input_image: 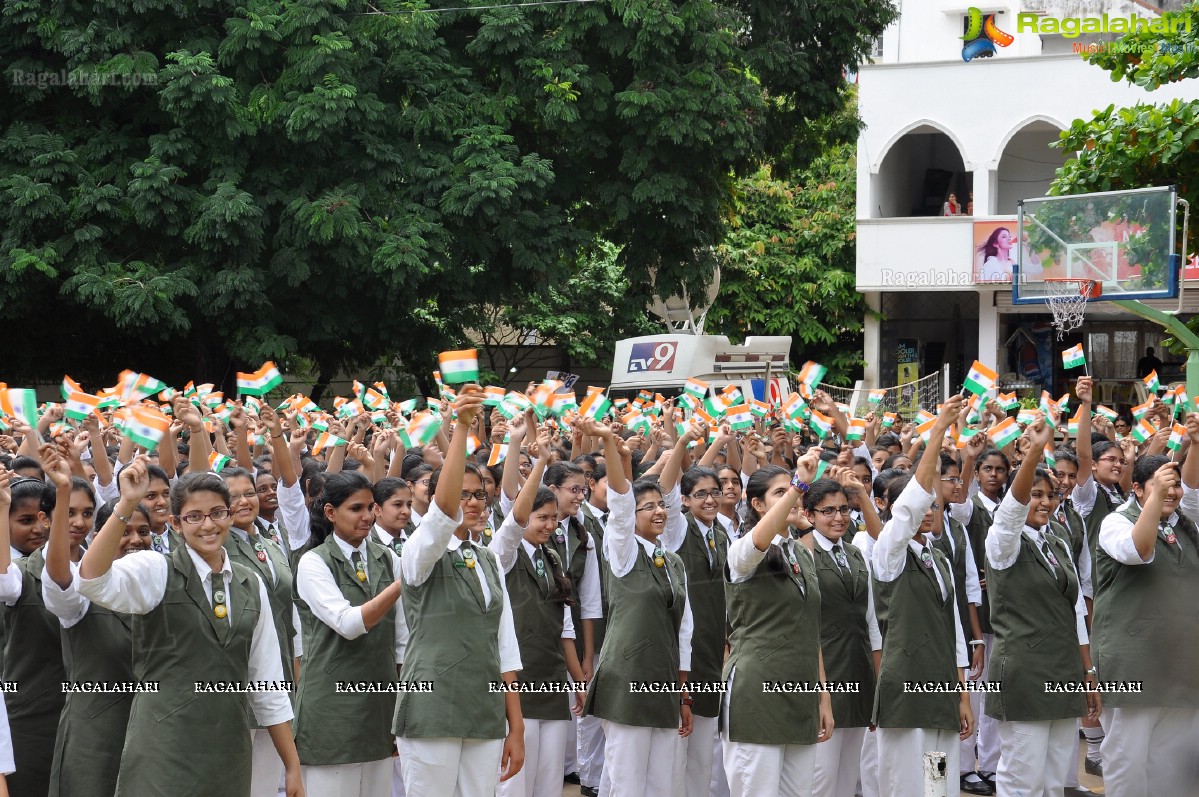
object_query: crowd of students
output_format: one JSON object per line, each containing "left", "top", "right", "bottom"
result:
{"left": 0, "top": 372, "right": 1195, "bottom": 797}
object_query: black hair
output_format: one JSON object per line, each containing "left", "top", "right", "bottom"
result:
{"left": 9, "top": 455, "right": 43, "bottom": 479}
{"left": 341, "top": 458, "right": 362, "bottom": 472}
{"left": 875, "top": 432, "right": 901, "bottom": 450}
{"left": 1052, "top": 448, "right": 1079, "bottom": 468}
{"left": 542, "top": 543, "right": 576, "bottom": 607}
{"left": 372, "top": 476, "right": 410, "bottom": 506}
{"left": 427, "top": 461, "right": 485, "bottom": 497}
{"left": 882, "top": 474, "right": 913, "bottom": 522}
{"left": 1133, "top": 454, "right": 1170, "bottom": 488}
{"left": 853, "top": 455, "right": 871, "bottom": 470}
{"left": 632, "top": 477, "right": 665, "bottom": 504}
{"left": 96, "top": 498, "right": 150, "bottom": 531}
{"left": 400, "top": 452, "right": 426, "bottom": 480}
{"left": 1031, "top": 467, "right": 1057, "bottom": 492}
{"left": 882, "top": 453, "right": 912, "bottom": 470}
{"left": 1092, "top": 440, "right": 1118, "bottom": 462}
{"left": 531, "top": 486, "right": 558, "bottom": 514}
{"left": 1090, "top": 431, "right": 1112, "bottom": 446}
{"left": 681, "top": 466, "right": 719, "bottom": 496}
{"left": 544, "top": 462, "right": 585, "bottom": 488}
{"left": 405, "top": 463, "right": 433, "bottom": 485}
{"left": 818, "top": 450, "right": 838, "bottom": 463}
{"left": 939, "top": 453, "right": 960, "bottom": 475}
{"left": 572, "top": 454, "right": 598, "bottom": 470}
{"left": 170, "top": 472, "right": 231, "bottom": 516}
{"left": 591, "top": 462, "right": 607, "bottom": 481}
{"left": 146, "top": 464, "right": 171, "bottom": 485}
{"left": 300, "top": 461, "right": 326, "bottom": 502}
{"left": 310, "top": 470, "right": 374, "bottom": 545}
{"left": 253, "top": 456, "right": 273, "bottom": 471}
{"left": 220, "top": 467, "right": 254, "bottom": 484}
{"left": 744, "top": 465, "right": 790, "bottom": 528}
{"left": 977, "top": 448, "right": 1010, "bottom": 470}
{"left": 9, "top": 477, "right": 47, "bottom": 513}
{"left": 803, "top": 478, "right": 848, "bottom": 511}
{"left": 486, "top": 463, "right": 504, "bottom": 486}
{"left": 872, "top": 467, "right": 908, "bottom": 502}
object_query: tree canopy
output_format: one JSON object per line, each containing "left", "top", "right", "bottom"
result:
{"left": 0, "top": 0, "right": 896, "bottom": 392}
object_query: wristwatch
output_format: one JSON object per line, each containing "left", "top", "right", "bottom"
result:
{"left": 680, "top": 694, "right": 694, "bottom": 707}
{"left": 1085, "top": 667, "right": 1098, "bottom": 678}
{"left": 790, "top": 472, "right": 810, "bottom": 493}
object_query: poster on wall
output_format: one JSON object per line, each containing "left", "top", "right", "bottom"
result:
{"left": 973, "top": 219, "right": 1049, "bottom": 284}
{"left": 897, "top": 338, "right": 919, "bottom": 416}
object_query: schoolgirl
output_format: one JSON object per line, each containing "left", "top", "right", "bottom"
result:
{"left": 370, "top": 476, "right": 415, "bottom": 556}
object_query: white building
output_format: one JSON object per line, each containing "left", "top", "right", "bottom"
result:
{"left": 855, "top": 0, "right": 1196, "bottom": 407}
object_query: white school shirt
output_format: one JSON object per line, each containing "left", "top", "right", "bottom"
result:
{"left": 74, "top": 545, "right": 292, "bottom": 726}
{"left": 278, "top": 477, "right": 313, "bottom": 552}
{"left": 1072, "top": 472, "right": 1125, "bottom": 522}
{"left": 871, "top": 478, "right": 968, "bottom": 668}
{"left": 401, "top": 502, "right": 522, "bottom": 673}
{"left": 948, "top": 488, "right": 998, "bottom": 527}
{"left": 987, "top": 491, "right": 1089, "bottom": 644}
{"left": 603, "top": 485, "right": 694, "bottom": 671}
{"left": 1098, "top": 487, "right": 1199, "bottom": 566}
{"left": 549, "top": 518, "right": 603, "bottom": 621}
{"left": 935, "top": 508, "right": 984, "bottom": 606}
{"left": 296, "top": 534, "right": 408, "bottom": 664}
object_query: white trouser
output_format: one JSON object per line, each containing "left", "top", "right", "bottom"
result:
{"left": 996, "top": 719, "right": 1076, "bottom": 797}
{"left": 1100, "top": 706, "right": 1199, "bottom": 797}
{"left": 392, "top": 756, "right": 405, "bottom": 797}
{"left": 710, "top": 731, "right": 730, "bottom": 797}
{"left": 672, "top": 714, "right": 717, "bottom": 796}
{"left": 598, "top": 720, "right": 680, "bottom": 797}
{"left": 859, "top": 728, "right": 880, "bottom": 797}
{"left": 564, "top": 714, "right": 578, "bottom": 775}
{"left": 398, "top": 737, "right": 504, "bottom": 797}
{"left": 1064, "top": 725, "right": 1080, "bottom": 789}
{"left": 302, "top": 759, "right": 393, "bottom": 797}
{"left": 500, "top": 718, "right": 570, "bottom": 797}
{"left": 721, "top": 734, "right": 817, "bottom": 797}
{"left": 251, "top": 728, "right": 284, "bottom": 797}
{"left": 577, "top": 713, "right": 605, "bottom": 789}
{"left": 960, "top": 634, "right": 1000, "bottom": 774}
{"left": 877, "top": 727, "right": 961, "bottom": 797}
{"left": 813, "top": 726, "right": 866, "bottom": 797}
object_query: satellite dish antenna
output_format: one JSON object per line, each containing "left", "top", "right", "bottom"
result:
{"left": 649, "top": 267, "right": 720, "bottom": 335}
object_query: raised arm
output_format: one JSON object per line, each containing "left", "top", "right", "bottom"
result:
{"left": 915, "top": 397, "right": 964, "bottom": 495}
{"left": 175, "top": 400, "right": 210, "bottom": 475}
{"left": 1010, "top": 414, "right": 1050, "bottom": 505}
{"left": 41, "top": 443, "right": 76, "bottom": 590}
{"left": 83, "top": 414, "right": 114, "bottom": 490}
{"left": 1074, "top": 377, "right": 1094, "bottom": 477}
{"left": 512, "top": 427, "right": 551, "bottom": 527}
{"left": 79, "top": 457, "right": 151, "bottom": 581}
{"left": 500, "top": 412, "right": 532, "bottom": 501}
{"left": 748, "top": 449, "right": 821, "bottom": 552}
{"left": 433, "top": 388, "right": 485, "bottom": 518}
{"left": 231, "top": 405, "right": 254, "bottom": 472}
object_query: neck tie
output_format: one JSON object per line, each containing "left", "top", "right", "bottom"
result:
{"left": 351, "top": 550, "right": 367, "bottom": 583}
{"left": 832, "top": 542, "right": 849, "bottom": 570}
{"left": 601, "top": 511, "right": 609, "bottom": 525}
{"left": 1040, "top": 538, "right": 1059, "bottom": 567}
{"left": 211, "top": 571, "right": 228, "bottom": 620}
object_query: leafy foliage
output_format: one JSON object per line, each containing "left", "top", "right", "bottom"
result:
{"left": 707, "top": 138, "right": 865, "bottom": 384}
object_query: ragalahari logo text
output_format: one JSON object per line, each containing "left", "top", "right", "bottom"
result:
{"left": 961, "top": 7, "right": 1014, "bottom": 62}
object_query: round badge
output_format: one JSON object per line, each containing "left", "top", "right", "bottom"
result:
{"left": 1166, "top": 531, "right": 1178, "bottom": 545}
{"left": 213, "top": 605, "right": 227, "bottom": 619}
{"left": 253, "top": 541, "right": 265, "bottom": 551}
{"left": 791, "top": 562, "right": 801, "bottom": 575}
{"left": 152, "top": 534, "right": 163, "bottom": 548}
{"left": 535, "top": 559, "right": 546, "bottom": 577}
{"left": 920, "top": 551, "right": 934, "bottom": 569}
{"left": 257, "top": 551, "right": 268, "bottom": 562}
{"left": 356, "top": 570, "right": 367, "bottom": 582}
{"left": 466, "top": 558, "right": 477, "bottom": 569}
{"left": 393, "top": 541, "right": 404, "bottom": 555}
{"left": 654, "top": 556, "right": 665, "bottom": 567}
{"left": 213, "top": 590, "right": 226, "bottom": 604}
{"left": 555, "top": 532, "right": 566, "bottom": 544}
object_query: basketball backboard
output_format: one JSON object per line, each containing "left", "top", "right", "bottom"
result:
{"left": 1010, "top": 185, "right": 1180, "bottom": 304}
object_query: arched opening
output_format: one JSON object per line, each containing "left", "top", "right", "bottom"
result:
{"left": 873, "top": 124, "right": 971, "bottom": 218}
{"left": 994, "top": 119, "right": 1068, "bottom": 215}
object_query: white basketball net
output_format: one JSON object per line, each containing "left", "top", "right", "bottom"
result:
{"left": 1045, "top": 280, "right": 1095, "bottom": 340}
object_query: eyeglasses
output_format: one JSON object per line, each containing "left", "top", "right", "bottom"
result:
{"left": 636, "top": 502, "right": 670, "bottom": 513}
{"left": 414, "top": 479, "right": 431, "bottom": 487}
{"left": 689, "top": 490, "right": 722, "bottom": 501}
{"left": 178, "top": 508, "right": 232, "bottom": 526}
{"left": 940, "top": 477, "right": 964, "bottom": 485}
{"left": 230, "top": 491, "right": 257, "bottom": 502}
{"left": 1097, "top": 456, "right": 1126, "bottom": 465}
{"left": 460, "top": 490, "right": 489, "bottom": 502}
{"left": 558, "top": 486, "right": 587, "bottom": 495}
{"left": 812, "top": 505, "right": 852, "bottom": 517}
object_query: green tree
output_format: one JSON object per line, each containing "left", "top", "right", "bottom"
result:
{"left": 707, "top": 138, "right": 865, "bottom": 384}
{"left": 0, "top": 0, "right": 894, "bottom": 393}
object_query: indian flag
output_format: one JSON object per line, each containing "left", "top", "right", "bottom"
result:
{"left": 64, "top": 391, "right": 102, "bottom": 422}
{"left": 916, "top": 418, "right": 937, "bottom": 443}
{"left": 1017, "top": 409, "right": 1037, "bottom": 426}
{"left": 236, "top": 362, "right": 283, "bottom": 396}
{"left": 487, "top": 436, "right": 509, "bottom": 466}
{"left": 362, "top": 388, "right": 389, "bottom": 411}
{"left": 684, "top": 378, "right": 708, "bottom": 401}
{"left": 1168, "top": 422, "right": 1186, "bottom": 452}
{"left": 1039, "top": 393, "right": 1059, "bottom": 428}
{"left": 781, "top": 393, "right": 806, "bottom": 420}
{"left": 579, "top": 392, "right": 612, "bottom": 421}
{"left": 1143, "top": 370, "right": 1161, "bottom": 393}
{"left": 1096, "top": 405, "right": 1119, "bottom": 422}
{"left": 963, "top": 361, "right": 998, "bottom": 397}
{"left": 1175, "top": 385, "right": 1189, "bottom": 412}
{"left": 209, "top": 451, "right": 231, "bottom": 473}
{"left": 401, "top": 413, "right": 443, "bottom": 448}
{"left": 693, "top": 406, "right": 717, "bottom": 427}
{"left": 312, "top": 431, "right": 349, "bottom": 456}
{"left": 725, "top": 405, "right": 753, "bottom": 431}
{"left": 1131, "top": 400, "right": 1153, "bottom": 421}
{"left": 1131, "top": 418, "right": 1157, "bottom": 444}
{"left": 466, "top": 434, "right": 482, "bottom": 456}
{"left": 678, "top": 393, "right": 699, "bottom": 412}
{"left": 881, "top": 412, "right": 898, "bottom": 429}
{"left": 1043, "top": 445, "right": 1057, "bottom": 468}
{"left": 122, "top": 372, "right": 167, "bottom": 403}
{"left": 0, "top": 388, "right": 38, "bottom": 428}
{"left": 482, "top": 386, "right": 506, "bottom": 407}
{"left": 809, "top": 411, "right": 834, "bottom": 440}
{"left": 988, "top": 417, "right": 1021, "bottom": 449}
{"left": 1061, "top": 344, "right": 1086, "bottom": 370}
{"left": 551, "top": 392, "right": 578, "bottom": 417}
{"left": 702, "top": 396, "right": 726, "bottom": 420}
{"left": 750, "top": 399, "right": 770, "bottom": 419}
{"left": 126, "top": 407, "right": 171, "bottom": 452}
{"left": 438, "top": 349, "right": 479, "bottom": 385}
{"left": 61, "top": 375, "right": 83, "bottom": 401}
{"left": 846, "top": 417, "right": 867, "bottom": 441}
{"left": 956, "top": 427, "right": 980, "bottom": 449}
{"left": 917, "top": 410, "right": 935, "bottom": 425}
{"left": 721, "top": 385, "right": 745, "bottom": 407}
{"left": 1067, "top": 408, "right": 1087, "bottom": 437}
{"left": 798, "top": 361, "right": 827, "bottom": 388}
{"left": 397, "top": 398, "right": 418, "bottom": 415}
{"left": 622, "top": 409, "right": 651, "bottom": 434}
{"left": 868, "top": 388, "right": 886, "bottom": 405}
{"left": 782, "top": 417, "right": 802, "bottom": 434}
{"left": 310, "top": 418, "right": 329, "bottom": 433}
{"left": 998, "top": 392, "right": 1019, "bottom": 411}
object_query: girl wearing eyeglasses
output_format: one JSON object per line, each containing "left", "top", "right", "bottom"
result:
{"left": 77, "top": 463, "right": 303, "bottom": 797}
{"left": 806, "top": 470, "right": 880, "bottom": 797}
{"left": 293, "top": 469, "right": 403, "bottom": 795}
{"left": 0, "top": 448, "right": 95, "bottom": 797}
{"left": 581, "top": 417, "right": 693, "bottom": 797}
{"left": 394, "top": 387, "right": 526, "bottom": 794}
{"left": 871, "top": 397, "right": 973, "bottom": 797}
{"left": 219, "top": 466, "right": 302, "bottom": 797}
{"left": 983, "top": 414, "right": 1098, "bottom": 797}
{"left": 720, "top": 454, "right": 832, "bottom": 797}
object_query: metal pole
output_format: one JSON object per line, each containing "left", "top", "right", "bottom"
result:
{"left": 942, "top": 363, "right": 951, "bottom": 404}
{"left": 1110, "top": 299, "right": 1199, "bottom": 412}
{"left": 923, "top": 751, "right": 949, "bottom": 797}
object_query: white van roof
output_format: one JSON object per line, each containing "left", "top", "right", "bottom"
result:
{"left": 610, "top": 334, "right": 792, "bottom": 391}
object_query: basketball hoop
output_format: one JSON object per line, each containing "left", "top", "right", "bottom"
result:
{"left": 1044, "top": 278, "right": 1101, "bottom": 340}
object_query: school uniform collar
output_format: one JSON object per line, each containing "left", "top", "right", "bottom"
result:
{"left": 445, "top": 534, "right": 474, "bottom": 553}
{"left": 10, "top": 546, "right": 24, "bottom": 562}
{"left": 812, "top": 531, "right": 844, "bottom": 553}
{"left": 585, "top": 501, "right": 605, "bottom": 520}
{"left": 1127, "top": 498, "right": 1180, "bottom": 527}
{"left": 907, "top": 532, "right": 934, "bottom": 556}
{"left": 186, "top": 544, "right": 231, "bottom": 583}
{"left": 717, "top": 513, "right": 737, "bottom": 537}
{"left": 519, "top": 538, "right": 541, "bottom": 558}
{"left": 372, "top": 523, "right": 405, "bottom": 547}
{"left": 634, "top": 535, "right": 664, "bottom": 556}
{"left": 691, "top": 514, "right": 713, "bottom": 535}
{"left": 976, "top": 493, "right": 1000, "bottom": 512}
{"left": 228, "top": 526, "right": 258, "bottom": 543}
{"left": 410, "top": 508, "right": 424, "bottom": 525}
{"left": 332, "top": 534, "right": 369, "bottom": 561}
{"left": 1022, "top": 523, "right": 1053, "bottom": 545}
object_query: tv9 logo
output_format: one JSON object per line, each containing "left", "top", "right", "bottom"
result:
{"left": 628, "top": 342, "right": 678, "bottom": 373}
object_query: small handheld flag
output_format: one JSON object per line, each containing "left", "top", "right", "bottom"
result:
{"left": 1061, "top": 344, "right": 1087, "bottom": 372}
{"left": 125, "top": 407, "right": 171, "bottom": 452}
{"left": 988, "top": 417, "right": 1021, "bottom": 449}
{"left": 236, "top": 362, "right": 283, "bottom": 396}
{"left": 1167, "top": 422, "right": 1186, "bottom": 455}
{"left": 1143, "top": 370, "right": 1161, "bottom": 394}
{"left": 208, "top": 451, "right": 232, "bottom": 473}
{"left": 438, "top": 350, "right": 480, "bottom": 385}
{"left": 1131, "top": 418, "right": 1157, "bottom": 444}
{"left": 963, "top": 361, "right": 998, "bottom": 397}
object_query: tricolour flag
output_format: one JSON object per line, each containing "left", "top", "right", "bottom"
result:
{"left": 487, "top": 436, "right": 509, "bottom": 466}
{"left": 998, "top": 392, "right": 1019, "bottom": 411}
{"left": 236, "top": 362, "right": 283, "bottom": 396}
{"left": 1168, "top": 422, "right": 1186, "bottom": 453}
{"left": 312, "top": 431, "right": 349, "bottom": 456}
{"left": 988, "top": 417, "right": 1021, "bottom": 449}
{"left": 483, "top": 386, "right": 506, "bottom": 407}
{"left": 1096, "top": 405, "right": 1119, "bottom": 421}
{"left": 579, "top": 391, "right": 612, "bottom": 421}
{"left": 809, "top": 411, "right": 834, "bottom": 440}
{"left": 956, "top": 428, "right": 980, "bottom": 449}
{"left": 64, "top": 391, "right": 102, "bottom": 422}
{"left": 702, "top": 396, "right": 726, "bottom": 420}
{"left": 1131, "top": 418, "right": 1157, "bottom": 444}
{"left": 963, "top": 361, "right": 998, "bottom": 397}
{"left": 881, "top": 412, "right": 898, "bottom": 429}
{"left": 1043, "top": 445, "right": 1057, "bottom": 468}
{"left": 868, "top": 389, "right": 886, "bottom": 405}
{"left": 1143, "top": 370, "right": 1161, "bottom": 393}
{"left": 125, "top": 407, "right": 171, "bottom": 452}
{"left": 1061, "top": 344, "right": 1086, "bottom": 370}
{"left": 438, "top": 349, "right": 479, "bottom": 385}
{"left": 61, "top": 375, "right": 83, "bottom": 401}
{"left": 1067, "top": 408, "right": 1087, "bottom": 437}
{"left": 401, "top": 413, "right": 443, "bottom": 448}
{"left": 1017, "top": 409, "right": 1037, "bottom": 426}
{"left": 750, "top": 399, "right": 770, "bottom": 419}
{"left": 721, "top": 385, "right": 745, "bottom": 407}
{"left": 1131, "top": 400, "right": 1153, "bottom": 421}
{"left": 684, "top": 378, "right": 708, "bottom": 401}
{"left": 917, "top": 410, "right": 935, "bottom": 425}
{"left": 916, "top": 418, "right": 937, "bottom": 443}
{"left": 846, "top": 417, "right": 867, "bottom": 441}
{"left": 781, "top": 393, "right": 806, "bottom": 420}
{"left": 208, "top": 451, "right": 231, "bottom": 473}
{"left": 0, "top": 388, "right": 38, "bottom": 428}
{"left": 623, "top": 409, "right": 651, "bottom": 435}
{"left": 798, "top": 361, "right": 828, "bottom": 388}
{"left": 724, "top": 405, "right": 753, "bottom": 431}
{"left": 550, "top": 393, "right": 577, "bottom": 417}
